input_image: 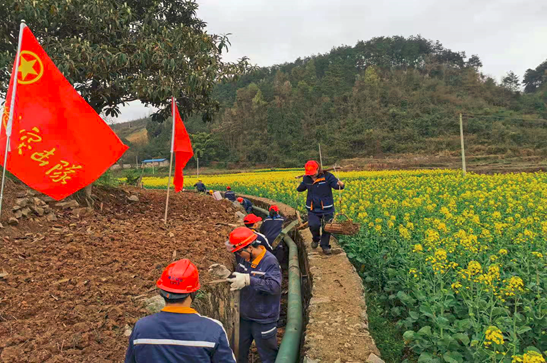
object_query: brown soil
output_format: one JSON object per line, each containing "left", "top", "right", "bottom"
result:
{"left": 0, "top": 182, "right": 238, "bottom": 363}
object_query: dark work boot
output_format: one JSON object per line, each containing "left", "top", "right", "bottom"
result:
{"left": 311, "top": 240, "right": 319, "bottom": 249}
{"left": 322, "top": 247, "right": 332, "bottom": 255}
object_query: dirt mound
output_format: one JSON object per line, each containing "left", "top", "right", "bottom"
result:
{"left": 0, "top": 183, "right": 238, "bottom": 362}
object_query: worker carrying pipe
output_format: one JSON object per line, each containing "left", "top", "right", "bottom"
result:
{"left": 226, "top": 227, "right": 282, "bottom": 363}
{"left": 237, "top": 197, "right": 253, "bottom": 214}
{"left": 225, "top": 186, "right": 236, "bottom": 201}
{"left": 243, "top": 214, "right": 273, "bottom": 252}
{"left": 194, "top": 180, "right": 207, "bottom": 193}
{"left": 260, "top": 205, "right": 285, "bottom": 264}
{"left": 297, "top": 160, "right": 345, "bottom": 255}
{"left": 124, "top": 259, "right": 236, "bottom": 363}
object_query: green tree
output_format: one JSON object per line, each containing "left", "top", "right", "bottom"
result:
{"left": 502, "top": 71, "right": 520, "bottom": 93}
{"left": 523, "top": 59, "right": 547, "bottom": 93}
{"left": 0, "top": 0, "right": 250, "bottom": 119}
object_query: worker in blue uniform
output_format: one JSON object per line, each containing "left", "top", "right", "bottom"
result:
{"left": 225, "top": 186, "right": 236, "bottom": 202}
{"left": 125, "top": 259, "right": 235, "bottom": 363}
{"left": 227, "top": 227, "right": 282, "bottom": 363}
{"left": 260, "top": 205, "right": 285, "bottom": 263}
{"left": 297, "top": 160, "right": 344, "bottom": 255}
{"left": 237, "top": 197, "right": 253, "bottom": 214}
{"left": 194, "top": 180, "right": 207, "bottom": 193}
{"left": 243, "top": 214, "right": 273, "bottom": 252}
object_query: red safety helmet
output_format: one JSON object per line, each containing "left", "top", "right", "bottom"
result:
{"left": 226, "top": 186, "right": 231, "bottom": 190}
{"left": 305, "top": 160, "right": 319, "bottom": 176}
{"left": 228, "top": 227, "right": 257, "bottom": 253}
{"left": 244, "top": 214, "right": 262, "bottom": 225}
{"left": 269, "top": 205, "right": 279, "bottom": 212}
{"left": 237, "top": 197, "right": 244, "bottom": 203}
{"left": 156, "top": 259, "right": 200, "bottom": 296}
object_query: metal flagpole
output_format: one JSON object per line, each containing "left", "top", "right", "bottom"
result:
{"left": 164, "top": 98, "right": 176, "bottom": 224}
{"left": 0, "top": 20, "right": 26, "bottom": 218}
{"left": 459, "top": 113, "right": 467, "bottom": 176}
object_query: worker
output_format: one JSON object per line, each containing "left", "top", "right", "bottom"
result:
{"left": 260, "top": 205, "right": 285, "bottom": 263}
{"left": 297, "top": 160, "right": 344, "bottom": 255}
{"left": 243, "top": 214, "right": 273, "bottom": 252}
{"left": 194, "top": 180, "right": 207, "bottom": 193}
{"left": 227, "top": 227, "right": 282, "bottom": 363}
{"left": 124, "top": 259, "right": 235, "bottom": 363}
{"left": 225, "top": 186, "right": 236, "bottom": 202}
{"left": 237, "top": 197, "right": 253, "bottom": 214}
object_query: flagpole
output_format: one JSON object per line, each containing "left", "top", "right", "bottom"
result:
{"left": 0, "top": 20, "right": 26, "bottom": 218}
{"left": 164, "top": 97, "right": 176, "bottom": 224}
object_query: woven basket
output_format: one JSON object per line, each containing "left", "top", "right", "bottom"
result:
{"left": 324, "top": 214, "right": 360, "bottom": 235}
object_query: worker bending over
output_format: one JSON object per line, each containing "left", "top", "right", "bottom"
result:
{"left": 194, "top": 180, "right": 207, "bottom": 193}
{"left": 243, "top": 214, "right": 273, "bottom": 252}
{"left": 125, "top": 259, "right": 235, "bottom": 363}
{"left": 297, "top": 160, "right": 344, "bottom": 255}
{"left": 225, "top": 186, "right": 236, "bottom": 202}
{"left": 227, "top": 227, "right": 282, "bottom": 363}
{"left": 237, "top": 197, "right": 253, "bottom": 214}
{"left": 260, "top": 205, "right": 285, "bottom": 263}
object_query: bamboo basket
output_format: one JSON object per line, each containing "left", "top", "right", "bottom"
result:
{"left": 324, "top": 214, "right": 360, "bottom": 235}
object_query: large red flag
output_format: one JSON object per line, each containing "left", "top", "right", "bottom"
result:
{"left": 0, "top": 26, "right": 128, "bottom": 200}
{"left": 171, "top": 98, "right": 193, "bottom": 192}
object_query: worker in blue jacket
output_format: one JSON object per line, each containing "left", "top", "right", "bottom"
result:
{"left": 227, "top": 227, "right": 282, "bottom": 363}
{"left": 194, "top": 180, "right": 207, "bottom": 193}
{"left": 225, "top": 186, "right": 236, "bottom": 201}
{"left": 297, "top": 160, "right": 344, "bottom": 255}
{"left": 237, "top": 197, "right": 253, "bottom": 214}
{"left": 125, "top": 259, "right": 235, "bottom": 363}
{"left": 243, "top": 213, "right": 273, "bottom": 252}
{"left": 260, "top": 205, "right": 285, "bottom": 263}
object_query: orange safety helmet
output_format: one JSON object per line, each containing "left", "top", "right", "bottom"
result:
{"left": 228, "top": 227, "right": 258, "bottom": 253}
{"left": 243, "top": 214, "right": 262, "bottom": 225}
{"left": 227, "top": 186, "right": 231, "bottom": 190}
{"left": 305, "top": 160, "right": 319, "bottom": 175}
{"left": 157, "top": 259, "right": 200, "bottom": 298}
{"left": 269, "top": 205, "right": 279, "bottom": 212}
{"left": 237, "top": 197, "right": 244, "bottom": 203}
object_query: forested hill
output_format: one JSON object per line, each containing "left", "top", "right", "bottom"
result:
{"left": 119, "top": 36, "right": 547, "bottom": 167}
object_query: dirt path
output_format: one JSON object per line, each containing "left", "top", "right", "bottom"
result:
{"left": 0, "top": 184, "right": 238, "bottom": 363}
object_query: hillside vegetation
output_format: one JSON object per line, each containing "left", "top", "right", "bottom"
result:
{"left": 116, "top": 36, "right": 547, "bottom": 168}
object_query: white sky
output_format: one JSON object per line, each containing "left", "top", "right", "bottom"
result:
{"left": 116, "top": 0, "right": 547, "bottom": 122}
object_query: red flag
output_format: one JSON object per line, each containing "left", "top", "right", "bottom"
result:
{"left": 0, "top": 26, "right": 128, "bottom": 200}
{"left": 171, "top": 98, "right": 193, "bottom": 192}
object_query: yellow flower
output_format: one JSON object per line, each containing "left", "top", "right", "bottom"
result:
{"left": 499, "top": 249, "right": 508, "bottom": 255}
{"left": 413, "top": 244, "right": 423, "bottom": 253}
{"left": 532, "top": 252, "right": 544, "bottom": 259}
{"left": 484, "top": 326, "right": 504, "bottom": 346}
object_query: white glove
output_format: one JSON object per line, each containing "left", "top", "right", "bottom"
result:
{"left": 208, "top": 264, "right": 232, "bottom": 279}
{"left": 227, "top": 272, "right": 250, "bottom": 291}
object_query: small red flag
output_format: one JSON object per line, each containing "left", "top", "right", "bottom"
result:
{"left": 171, "top": 98, "right": 194, "bottom": 193}
{"left": 0, "top": 26, "right": 128, "bottom": 200}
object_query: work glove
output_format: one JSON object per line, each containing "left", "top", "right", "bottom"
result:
{"left": 227, "top": 272, "right": 250, "bottom": 291}
{"left": 208, "top": 264, "right": 232, "bottom": 279}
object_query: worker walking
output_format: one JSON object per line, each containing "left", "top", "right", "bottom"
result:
{"left": 237, "top": 197, "right": 253, "bottom": 214}
{"left": 225, "top": 186, "right": 236, "bottom": 202}
{"left": 260, "top": 206, "right": 285, "bottom": 263}
{"left": 194, "top": 180, "right": 207, "bottom": 193}
{"left": 227, "top": 227, "right": 282, "bottom": 363}
{"left": 297, "top": 160, "right": 344, "bottom": 255}
{"left": 243, "top": 214, "right": 273, "bottom": 252}
{"left": 125, "top": 259, "right": 235, "bottom": 363}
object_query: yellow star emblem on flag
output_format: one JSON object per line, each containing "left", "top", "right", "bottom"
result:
{"left": 17, "top": 51, "right": 44, "bottom": 85}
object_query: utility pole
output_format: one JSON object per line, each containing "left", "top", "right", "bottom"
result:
{"left": 459, "top": 113, "right": 467, "bottom": 176}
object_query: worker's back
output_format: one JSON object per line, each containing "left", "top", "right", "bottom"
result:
{"left": 125, "top": 307, "right": 235, "bottom": 363}
{"left": 225, "top": 190, "right": 236, "bottom": 201}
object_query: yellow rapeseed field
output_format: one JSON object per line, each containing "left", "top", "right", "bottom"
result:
{"left": 140, "top": 169, "right": 547, "bottom": 362}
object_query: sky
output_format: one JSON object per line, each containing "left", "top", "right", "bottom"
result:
{"left": 116, "top": 0, "right": 547, "bottom": 122}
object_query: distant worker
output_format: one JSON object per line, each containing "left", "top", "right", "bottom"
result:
{"left": 194, "top": 180, "right": 207, "bottom": 193}
{"left": 237, "top": 197, "right": 253, "bottom": 214}
{"left": 125, "top": 259, "right": 235, "bottom": 363}
{"left": 260, "top": 206, "right": 285, "bottom": 263}
{"left": 225, "top": 186, "right": 236, "bottom": 202}
{"left": 297, "top": 160, "right": 344, "bottom": 255}
{"left": 208, "top": 190, "right": 214, "bottom": 196}
{"left": 227, "top": 227, "right": 282, "bottom": 363}
{"left": 243, "top": 214, "right": 273, "bottom": 252}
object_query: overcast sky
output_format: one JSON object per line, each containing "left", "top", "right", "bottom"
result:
{"left": 116, "top": 0, "right": 547, "bottom": 122}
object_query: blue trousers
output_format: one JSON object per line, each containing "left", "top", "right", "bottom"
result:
{"left": 239, "top": 319, "right": 278, "bottom": 363}
{"left": 308, "top": 212, "right": 334, "bottom": 249}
